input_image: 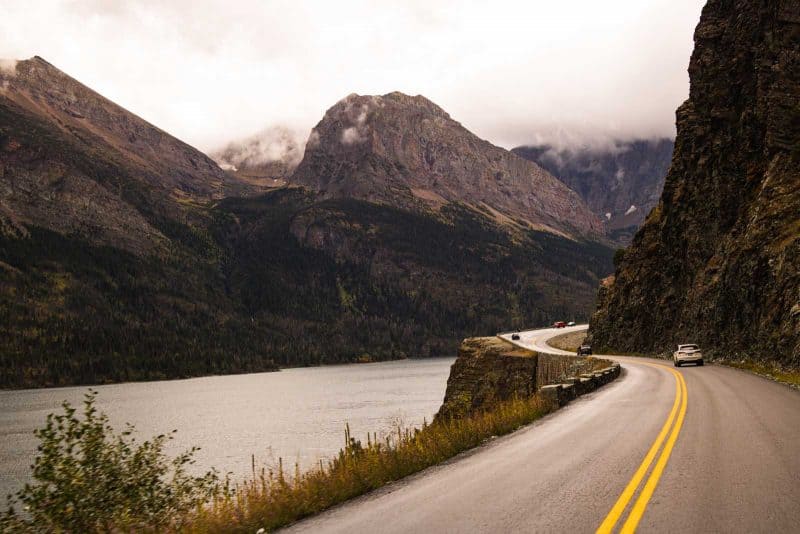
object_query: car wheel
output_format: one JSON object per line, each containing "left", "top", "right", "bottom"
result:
{"left": 698, "top": 360, "right": 704, "bottom": 366}
{"left": 674, "top": 361, "right": 678, "bottom": 367}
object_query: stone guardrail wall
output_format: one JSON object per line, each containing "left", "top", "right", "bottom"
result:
{"left": 538, "top": 362, "right": 622, "bottom": 408}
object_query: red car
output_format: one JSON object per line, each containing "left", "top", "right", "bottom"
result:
{"left": 553, "top": 321, "right": 567, "bottom": 328}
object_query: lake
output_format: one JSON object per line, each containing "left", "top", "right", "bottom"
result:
{"left": 0, "top": 357, "right": 455, "bottom": 499}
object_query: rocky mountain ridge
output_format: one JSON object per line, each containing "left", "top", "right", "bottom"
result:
{"left": 512, "top": 138, "right": 673, "bottom": 244}
{"left": 2, "top": 57, "right": 246, "bottom": 198}
{"left": 0, "top": 56, "right": 256, "bottom": 255}
{"left": 291, "top": 92, "right": 604, "bottom": 239}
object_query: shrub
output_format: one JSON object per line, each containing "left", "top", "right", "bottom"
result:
{"left": 1, "top": 391, "right": 220, "bottom": 533}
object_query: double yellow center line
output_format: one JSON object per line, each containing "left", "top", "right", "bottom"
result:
{"left": 596, "top": 363, "right": 688, "bottom": 533}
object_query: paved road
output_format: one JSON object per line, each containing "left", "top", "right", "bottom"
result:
{"left": 284, "top": 326, "right": 800, "bottom": 533}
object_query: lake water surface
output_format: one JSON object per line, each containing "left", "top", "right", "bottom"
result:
{"left": 0, "top": 357, "right": 455, "bottom": 499}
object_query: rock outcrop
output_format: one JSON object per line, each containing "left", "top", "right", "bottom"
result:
{"left": 437, "top": 337, "right": 539, "bottom": 419}
{"left": 589, "top": 0, "right": 800, "bottom": 366}
{"left": 436, "top": 337, "right": 618, "bottom": 419}
{"left": 513, "top": 139, "right": 674, "bottom": 244}
{"left": 291, "top": 92, "right": 604, "bottom": 239}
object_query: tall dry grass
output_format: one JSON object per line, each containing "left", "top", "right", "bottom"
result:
{"left": 189, "top": 394, "right": 554, "bottom": 532}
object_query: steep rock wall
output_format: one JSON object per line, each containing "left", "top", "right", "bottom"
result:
{"left": 437, "top": 337, "right": 538, "bottom": 420}
{"left": 589, "top": 0, "right": 800, "bottom": 366}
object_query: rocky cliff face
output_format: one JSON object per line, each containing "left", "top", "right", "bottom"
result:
{"left": 437, "top": 337, "right": 539, "bottom": 419}
{"left": 291, "top": 92, "right": 603, "bottom": 239}
{"left": 512, "top": 139, "right": 674, "bottom": 244}
{"left": 589, "top": 0, "right": 800, "bottom": 366}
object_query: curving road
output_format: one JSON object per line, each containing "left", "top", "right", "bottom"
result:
{"left": 284, "top": 326, "right": 800, "bottom": 533}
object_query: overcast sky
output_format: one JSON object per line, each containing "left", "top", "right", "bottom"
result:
{"left": 1, "top": 0, "right": 705, "bottom": 152}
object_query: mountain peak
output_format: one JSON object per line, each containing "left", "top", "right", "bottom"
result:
{"left": 291, "top": 92, "right": 603, "bottom": 238}
{"left": 0, "top": 56, "right": 250, "bottom": 201}
{"left": 318, "top": 92, "right": 453, "bottom": 148}
{"left": 1, "top": 56, "right": 63, "bottom": 78}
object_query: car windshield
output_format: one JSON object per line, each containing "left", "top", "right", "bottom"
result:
{"left": 681, "top": 344, "right": 698, "bottom": 350}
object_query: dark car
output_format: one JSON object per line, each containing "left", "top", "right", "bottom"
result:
{"left": 511, "top": 333, "right": 520, "bottom": 340}
{"left": 577, "top": 344, "right": 592, "bottom": 356}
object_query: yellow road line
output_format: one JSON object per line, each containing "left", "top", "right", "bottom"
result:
{"left": 620, "top": 368, "right": 688, "bottom": 532}
{"left": 595, "top": 365, "right": 682, "bottom": 534}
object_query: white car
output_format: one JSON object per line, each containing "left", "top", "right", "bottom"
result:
{"left": 567, "top": 321, "right": 576, "bottom": 327}
{"left": 673, "top": 344, "right": 704, "bottom": 367}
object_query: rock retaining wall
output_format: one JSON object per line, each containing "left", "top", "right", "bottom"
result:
{"left": 437, "top": 336, "right": 621, "bottom": 420}
{"left": 538, "top": 363, "right": 621, "bottom": 408}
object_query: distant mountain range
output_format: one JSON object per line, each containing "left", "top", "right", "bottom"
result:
{"left": 512, "top": 139, "right": 673, "bottom": 244}
{"left": 0, "top": 58, "right": 613, "bottom": 388}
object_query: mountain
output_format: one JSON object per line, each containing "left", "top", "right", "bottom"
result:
{"left": 512, "top": 139, "right": 673, "bottom": 244}
{"left": 0, "top": 56, "right": 256, "bottom": 254}
{"left": 291, "top": 92, "right": 604, "bottom": 239}
{"left": 588, "top": 0, "right": 800, "bottom": 367}
{"left": 0, "top": 62, "right": 614, "bottom": 388}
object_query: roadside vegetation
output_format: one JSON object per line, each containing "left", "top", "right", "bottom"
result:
{"left": 1, "top": 391, "right": 220, "bottom": 533}
{"left": 4, "top": 390, "right": 556, "bottom": 532}
{"left": 192, "top": 393, "right": 553, "bottom": 532}
{"left": 719, "top": 359, "right": 800, "bottom": 389}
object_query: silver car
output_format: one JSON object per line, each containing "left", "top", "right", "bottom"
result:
{"left": 673, "top": 344, "right": 704, "bottom": 367}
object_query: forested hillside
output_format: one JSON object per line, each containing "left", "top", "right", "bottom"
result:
{"left": 1, "top": 187, "right": 613, "bottom": 388}
{"left": 0, "top": 59, "right": 614, "bottom": 388}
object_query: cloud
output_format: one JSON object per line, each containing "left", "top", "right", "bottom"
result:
{"left": 212, "top": 126, "right": 305, "bottom": 172}
{"left": 0, "top": 59, "right": 17, "bottom": 75}
{"left": 0, "top": 0, "right": 705, "bottom": 151}
{"left": 341, "top": 127, "right": 366, "bottom": 145}
{"left": 338, "top": 95, "right": 372, "bottom": 145}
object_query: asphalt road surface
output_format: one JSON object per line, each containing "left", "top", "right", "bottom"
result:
{"left": 284, "top": 326, "right": 800, "bottom": 533}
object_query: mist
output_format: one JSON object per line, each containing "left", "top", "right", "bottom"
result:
{"left": 0, "top": 0, "right": 705, "bottom": 152}
{"left": 212, "top": 126, "right": 305, "bottom": 173}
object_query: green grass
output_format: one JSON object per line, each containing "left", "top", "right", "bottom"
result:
{"left": 189, "top": 394, "right": 555, "bottom": 532}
